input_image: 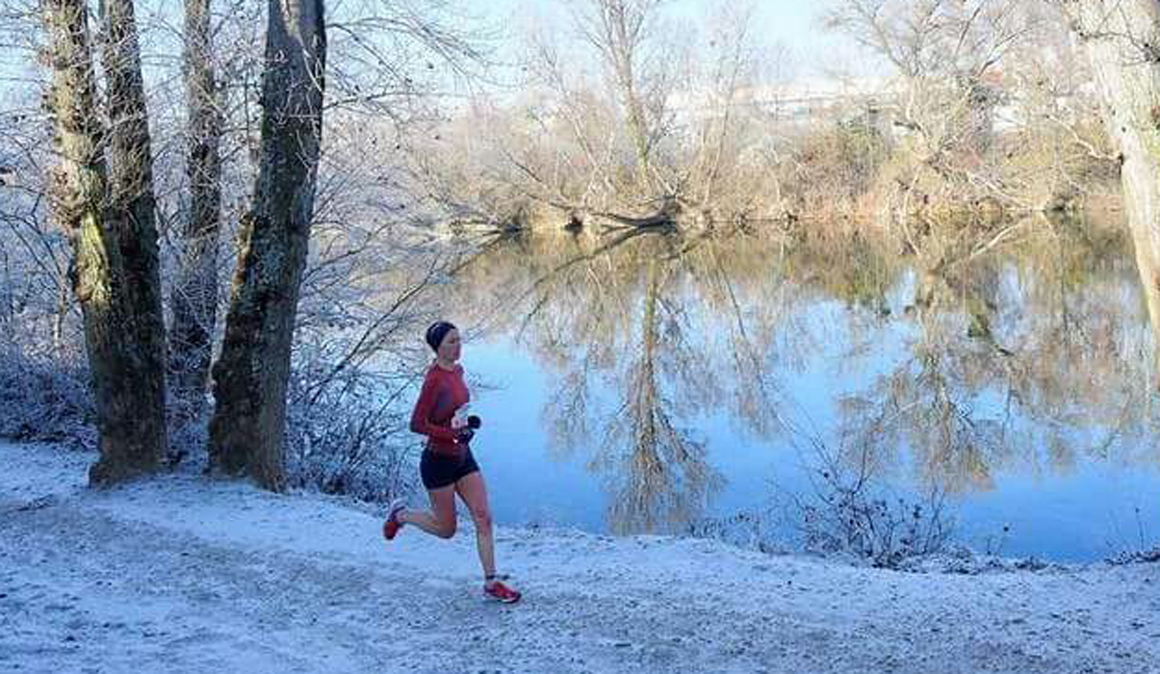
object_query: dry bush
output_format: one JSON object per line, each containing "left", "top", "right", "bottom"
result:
{"left": 0, "top": 339, "right": 95, "bottom": 450}
{"left": 777, "top": 120, "right": 892, "bottom": 219}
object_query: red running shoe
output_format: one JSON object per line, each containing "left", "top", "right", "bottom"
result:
{"left": 382, "top": 499, "right": 406, "bottom": 541}
{"left": 483, "top": 579, "right": 521, "bottom": 604}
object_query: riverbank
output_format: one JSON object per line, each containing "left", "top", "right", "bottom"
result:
{"left": 1, "top": 441, "right": 1156, "bottom": 673}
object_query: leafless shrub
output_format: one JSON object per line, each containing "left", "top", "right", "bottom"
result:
{"left": 691, "top": 434, "right": 956, "bottom": 568}
{"left": 794, "top": 476, "right": 954, "bottom": 568}
{"left": 283, "top": 362, "right": 417, "bottom": 503}
{"left": 1107, "top": 547, "right": 1160, "bottom": 565}
{"left": 0, "top": 339, "right": 95, "bottom": 450}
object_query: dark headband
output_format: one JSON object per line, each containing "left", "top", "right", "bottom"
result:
{"left": 425, "top": 321, "right": 457, "bottom": 352}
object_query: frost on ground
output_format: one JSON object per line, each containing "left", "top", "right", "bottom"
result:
{"left": 1, "top": 441, "right": 1158, "bottom": 674}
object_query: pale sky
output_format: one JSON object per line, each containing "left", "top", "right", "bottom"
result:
{"left": 0, "top": 0, "right": 873, "bottom": 109}
{"left": 474, "top": 0, "right": 865, "bottom": 80}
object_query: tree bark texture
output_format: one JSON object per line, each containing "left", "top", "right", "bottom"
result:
{"left": 208, "top": 0, "right": 327, "bottom": 491}
{"left": 169, "top": 0, "right": 223, "bottom": 420}
{"left": 42, "top": 0, "right": 167, "bottom": 484}
{"left": 1063, "top": 0, "right": 1160, "bottom": 386}
{"left": 97, "top": 0, "right": 168, "bottom": 471}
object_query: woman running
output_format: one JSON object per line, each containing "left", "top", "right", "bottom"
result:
{"left": 382, "top": 320, "right": 521, "bottom": 603}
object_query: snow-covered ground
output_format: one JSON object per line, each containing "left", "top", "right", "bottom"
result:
{"left": 1, "top": 441, "right": 1157, "bottom": 674}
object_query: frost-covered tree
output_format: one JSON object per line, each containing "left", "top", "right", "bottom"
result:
{"left": 41, "top": 0, "right": 167, "bottom": 484}
{"left": 208, "top": 0, "right": 327, "bottom": 491}
{"left": 168, "top": 0, "right": 224, "bottom": 423}
{"left": 1061, "top": 0, "right": 1160, "bottom": 384}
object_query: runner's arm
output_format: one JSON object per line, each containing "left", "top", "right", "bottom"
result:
{"left": 409, "top": 375, "right": 459, "bottom": 443}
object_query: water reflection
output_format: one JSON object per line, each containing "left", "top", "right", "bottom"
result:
{"left": 450, "top": 215, "right": 1160, "bottom": 551}
{"left": 479, "top": 232, "right": 727, "bottom": 534}
{"left": 1130, "top": 215, "right": 1160, "bottom": 388}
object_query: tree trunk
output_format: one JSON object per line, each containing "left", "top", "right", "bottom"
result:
{"left": 1063, "top": 0, "right": 1160, "bottom": 387}
{"left": 208, "top": 0, "right": 327, "bottom": 491}
{"left": 169, "top": 0, "right": 223, "bottom": 422}
{"left": 42, "top": 0, "right": 166, "bottom": 484}
{"left": 605, "top": 4, "right": 652, "bottom": 187}
{"left": 97, "top": 0, "right": 168, "bottom": 473}
{"left": 615, "top": 53, "right": 651, "bottom": 187}
{"left": 581, "top": 0, "right": 662, "bottom": 189}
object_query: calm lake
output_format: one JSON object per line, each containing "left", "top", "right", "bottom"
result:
{"left": 444, "top": 217, "right": 1160, "bottom": 562}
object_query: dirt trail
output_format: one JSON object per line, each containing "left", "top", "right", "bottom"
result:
{"left": 1, "top": 443, "right": 1157, "bottom": 674}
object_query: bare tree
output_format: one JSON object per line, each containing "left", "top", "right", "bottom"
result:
{"left": 208, "top": 0, "right": 327, "bottom": 490}
{"left": 96, "top": 0, "right": 168, "bottom": 468}
{"left": 823, "top": 0, "right": 1039, "bottom": 215}
{"left": 429, "top": 1, "right": 789, "bottom": 228}
{"left": 573, "top": 0, "right": 674, "bottom": 192}
{"left": 41, "top": 0, "right": 167, "bottom": 483}
{"left": 168, "top": 0, "right": 224, "bottom": 423}
{"left": 1060, "top": 1, "right": 1160, "bottom": 385}
{"left": 679, "top": 1, "right": 772, "bottom": 214}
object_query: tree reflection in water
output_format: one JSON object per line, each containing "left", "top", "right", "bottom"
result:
{"left": 448, "top": 214, "right": 1160, "bottom": 541}
{"left": 838, "top": 214, "right": 1160, "bottom": 501}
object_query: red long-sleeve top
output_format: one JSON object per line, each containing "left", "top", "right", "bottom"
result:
{"left": 409, "top": 362, "right": 470, "bottom": 456}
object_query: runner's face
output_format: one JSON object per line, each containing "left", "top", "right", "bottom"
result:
{"left": 437, "top": 329, "right": 461, "bottom": 362}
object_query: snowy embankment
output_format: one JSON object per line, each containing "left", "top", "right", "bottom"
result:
{"left": 1, "top": 442, "right": 1157, "bottom": 674}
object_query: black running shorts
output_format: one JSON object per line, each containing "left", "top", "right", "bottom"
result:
{"left": 420, "top": 448, "right": 480, "bottom": 490}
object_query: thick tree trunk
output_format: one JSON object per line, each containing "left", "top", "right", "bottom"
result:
{"left": 96, "top": 0, "right": 168, "bottom": 475}
{"left": 208, "top": 0, "right": 327, "bottom": 491}
{"left": 1063, "top": 0, "right": 1160, "bottom": 387}
{"left": 42, "top": 0, "right": 166, "bottom": 484}
{"left": 169, "top": 0, "right": 223, "bottom": 421}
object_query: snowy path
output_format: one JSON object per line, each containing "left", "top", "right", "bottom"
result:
{"left": 1, "top": 442, "right": 1158, "bottom": 674}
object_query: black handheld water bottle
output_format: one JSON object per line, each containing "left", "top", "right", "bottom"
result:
{"left": 457, "top": 415, "right": 481, "bottom": 444}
